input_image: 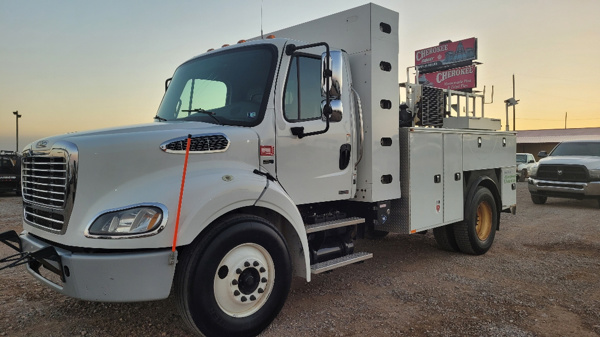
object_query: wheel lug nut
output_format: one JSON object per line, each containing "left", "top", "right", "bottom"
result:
{"left": 241, "top": 296, "right": 247, "bottom": 302}
{"left": 234, "top": 290, "right": 240, "bottom": 296}
{"left": 253, "top": 261, "right": 259, "bottom": 267}
{"left": 232, "top": 279, "right": 238, "bottom": 285}
{"left": 236, "top": 268, "right": 242, "bottom": 274}
{"left": 250, "top": 295, "right": 256, "bottom": 301}
{"left": 261, "top": 277, "right": 267, "bottom": 283}
{"left": 258, "top": 288, "right": 264, "bottom": 294}
{"left": 259, "top": 267, "right": 266, "bottom": 273}
{"left": 244, "top": 261, "right": 250, "bottom": 267}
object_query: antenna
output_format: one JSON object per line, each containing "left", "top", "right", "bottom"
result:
{"left": 261, "top": 0, "right": 264, "bottom": 39}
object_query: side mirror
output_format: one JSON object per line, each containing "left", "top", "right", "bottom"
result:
{"left": 165, "top": 78, "right": 172, "bottom": 92}
{"left": 322, "top": 99, "right": 343, "bottom": 122}
{"left": 321, "top": 50, "right": 343, "bottom": 99}
{"left": 538, "top": 151, "right": 548, "bottom": 158}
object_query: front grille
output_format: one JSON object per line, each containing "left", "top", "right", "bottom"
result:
{"left": 160, "top": 134, "right": 230, "bottom": 153}
{"left": 536, "top": 164, "right": 589, "bottom": 182}
{"left": 24, "top": 206, "right": 65, "bottom": 231}
{"left": 21, "top": 142, "right": 77, "bottom": 234}
{"left": 22, "top": 156, "right": 67, "bottom": 207}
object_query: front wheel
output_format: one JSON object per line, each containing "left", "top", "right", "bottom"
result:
{"left": 174, "top": 214, "right": 292, "bottom": 337}
{"left": 531, "top": 194, "right": 547, "bottom": 204}
{"left": 454, "top": 186, "right": 498, "bottom": 255}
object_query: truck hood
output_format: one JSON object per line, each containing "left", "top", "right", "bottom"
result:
{"left": 26, "top": 122, "right": 225, "bottom": 150}
{"left": 22, "top": 121, "right": 262, "bottom": 247}
{"left": 539, "top": 155, "right": 600, "bottom": 169}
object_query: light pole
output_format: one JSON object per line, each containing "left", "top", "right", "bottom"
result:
{"left": 504, "top": 98, "right": 519, "bottom": 131}
{"left": 13, "top": 111, "right": 22, "bottom": 152}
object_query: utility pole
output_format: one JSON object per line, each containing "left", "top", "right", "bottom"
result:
{"left": 565, "top": 112, "right": 567, "bottom": 129}
{"left": 512, "top": 74, "right": 516, "bottom": 131}
{"left": 13, "top": 111, "right": 22, "bottom": 152}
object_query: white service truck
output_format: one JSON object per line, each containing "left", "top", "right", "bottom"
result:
{"left": 0, "top": 4, "right": 517, "bottom": 337}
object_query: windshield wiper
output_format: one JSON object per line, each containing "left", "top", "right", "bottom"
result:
{"left": 182, "top": 108, "right": 222, "bottom": 125}
{"left": 154, "top": 115, "right": 167, "bottom": 122}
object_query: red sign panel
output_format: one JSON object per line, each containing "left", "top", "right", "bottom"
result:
{"left": 418, "top": 65, "right": 477, "bottom": 90}
{"left": 260, "top": 145, "right": 274, "bottom": 156}
{"left": 415, "top": 37, "right": 477, "bottom": 70}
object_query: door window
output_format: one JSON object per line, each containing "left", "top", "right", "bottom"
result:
{"left": 284, "top": 56, "right": 323, "bottom": 122}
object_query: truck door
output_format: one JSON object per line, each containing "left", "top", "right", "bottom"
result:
{"left": 275, "top": 53, "right": 354, "bottom": 205}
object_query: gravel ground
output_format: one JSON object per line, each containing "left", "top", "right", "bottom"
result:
{"left": 1, "top": 182, "right": 599, "bottom": 337}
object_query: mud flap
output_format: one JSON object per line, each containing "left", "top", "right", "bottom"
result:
{"left": 0, "top": 230, "right": 65, "bottom": 282}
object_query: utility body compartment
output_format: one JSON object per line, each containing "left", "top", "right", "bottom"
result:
{"left": 376, "top": 127, "right": 516, "bottom": 234}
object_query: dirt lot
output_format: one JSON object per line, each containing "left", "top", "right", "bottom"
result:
{"left": 1, "top": 182, "right": 599, "bottom": 337}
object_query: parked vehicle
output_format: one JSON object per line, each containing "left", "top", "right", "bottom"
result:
{"left": 528, "top": 140, "right": 600, "bottom": 207}
{"left": 516, "top": 153, "right": 536, "bottom": 182}
{"left": 0, "top": 150, "right": 21, "bottom": 195}
{"left": 0, "top": 4, "right": 517, "bottom": 337}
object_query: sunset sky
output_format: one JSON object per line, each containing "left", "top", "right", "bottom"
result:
{"left": 1, "top": 0, "right": 599, "bottom": 151}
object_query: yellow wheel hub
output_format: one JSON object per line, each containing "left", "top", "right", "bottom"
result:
{"left": 476, "top": 201, "right": 493, "bottom": 240}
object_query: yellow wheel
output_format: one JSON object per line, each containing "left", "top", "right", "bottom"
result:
{"left": 476, "top": 201, "right": 493, "bottom": 241}
{"left": 454, "top": 186, "right": 498, "bottom": 255}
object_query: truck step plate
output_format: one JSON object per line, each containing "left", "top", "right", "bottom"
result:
{"left": 310, "top": 252, "right": 373, "bottom": 274}
{"left": 305, "top": 217, "right": 365, "bottom": 234}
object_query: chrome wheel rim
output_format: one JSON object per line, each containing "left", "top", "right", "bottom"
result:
{"left": 213, "top": 243, "right": 275, "bottom": 317}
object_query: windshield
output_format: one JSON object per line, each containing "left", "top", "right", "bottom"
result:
{"left": 516, "top": 154, "right": 527, "bottom": 163}
{"left": 156, "top": 45, "right": 278, "bottom": 126}
{"left": 550, "top": 142, "right": 600, "bottom": 157}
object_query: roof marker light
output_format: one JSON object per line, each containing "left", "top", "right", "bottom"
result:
{"left": 207, "top": 48, "right": 214, "bottom": 52}
{"left": 238, "top": 39, "right": 247, "bottom": 44}
{"left": 222, "top": 44, "right": 230, "bottom": 48}
{"left": 266, "top": 35, "right": 276, "bottom": 39}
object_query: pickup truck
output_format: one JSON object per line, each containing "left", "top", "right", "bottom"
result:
{"left": 0, "top": 151, "right": 21, "bottom": 196}
{"left": 516, "top": 153, "right": 536, "bottom": 182}
{"left": 528, "top": 140, "right": 600, "bottom": 207}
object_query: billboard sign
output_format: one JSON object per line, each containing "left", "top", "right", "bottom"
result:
{"left": 415, "top": 38, "right": 477, "bottom": 71}
{"left": 417, "top": 64, "right": 477, "bottom": 90}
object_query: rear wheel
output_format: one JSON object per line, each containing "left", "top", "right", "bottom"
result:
{"left": 174, "top": 214, "right": 292, "bottom": 337}
{"left": 454, "top": 186, "right": 497, "bottom": 255}
{"left": 520, "top": 169, "right": 528, "bottom": 182}
{"left": 433, "top": 223, "right": 460, "bottom": 252}
{"left": 365, "top": 227, "right": 389, "bottom": 239}
{"left": 531, "top": 194, "right": 547, "bottom": 204}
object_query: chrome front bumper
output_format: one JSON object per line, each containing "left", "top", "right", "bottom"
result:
{"left": 528, "top": 178, "right": 600, "bottom": 197}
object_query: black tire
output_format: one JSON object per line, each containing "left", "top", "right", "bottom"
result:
{"left": 531, "top": 194, "right": 547, "bottom": 205}
{"left": 453, "top": 186, "right": 497, "bottom": 255}
{"left": 174, "top": 214, "right": 292, "bottom": 337}
{"left": 520, "top": 169, "right": 527, "bottom": 182}
{"left": 433, "top": 223, "right": 460, "bottom": 252}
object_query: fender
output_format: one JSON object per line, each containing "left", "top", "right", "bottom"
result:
{"left": 253, "top": 179, "right": 311, "bottom": 281}
{"left": 175, "top": 170, "right": 311, "bottom": 281}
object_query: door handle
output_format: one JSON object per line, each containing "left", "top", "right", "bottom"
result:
{"left": 339, "top": 144, "right": 351, "bottom": 170}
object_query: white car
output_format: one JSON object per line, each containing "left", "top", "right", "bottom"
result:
{"left": 516, "top": 153, "right": 536, "bottom": 182}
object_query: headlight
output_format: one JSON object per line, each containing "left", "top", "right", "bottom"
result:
{"left": 529, "top": 164, "right": 539, "bottom": 177}
{"left": 87, "top": 206, "right": 165, "bottom": 237}
{"left": 589, "top": 168, "right": 600, "bottom": 181}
